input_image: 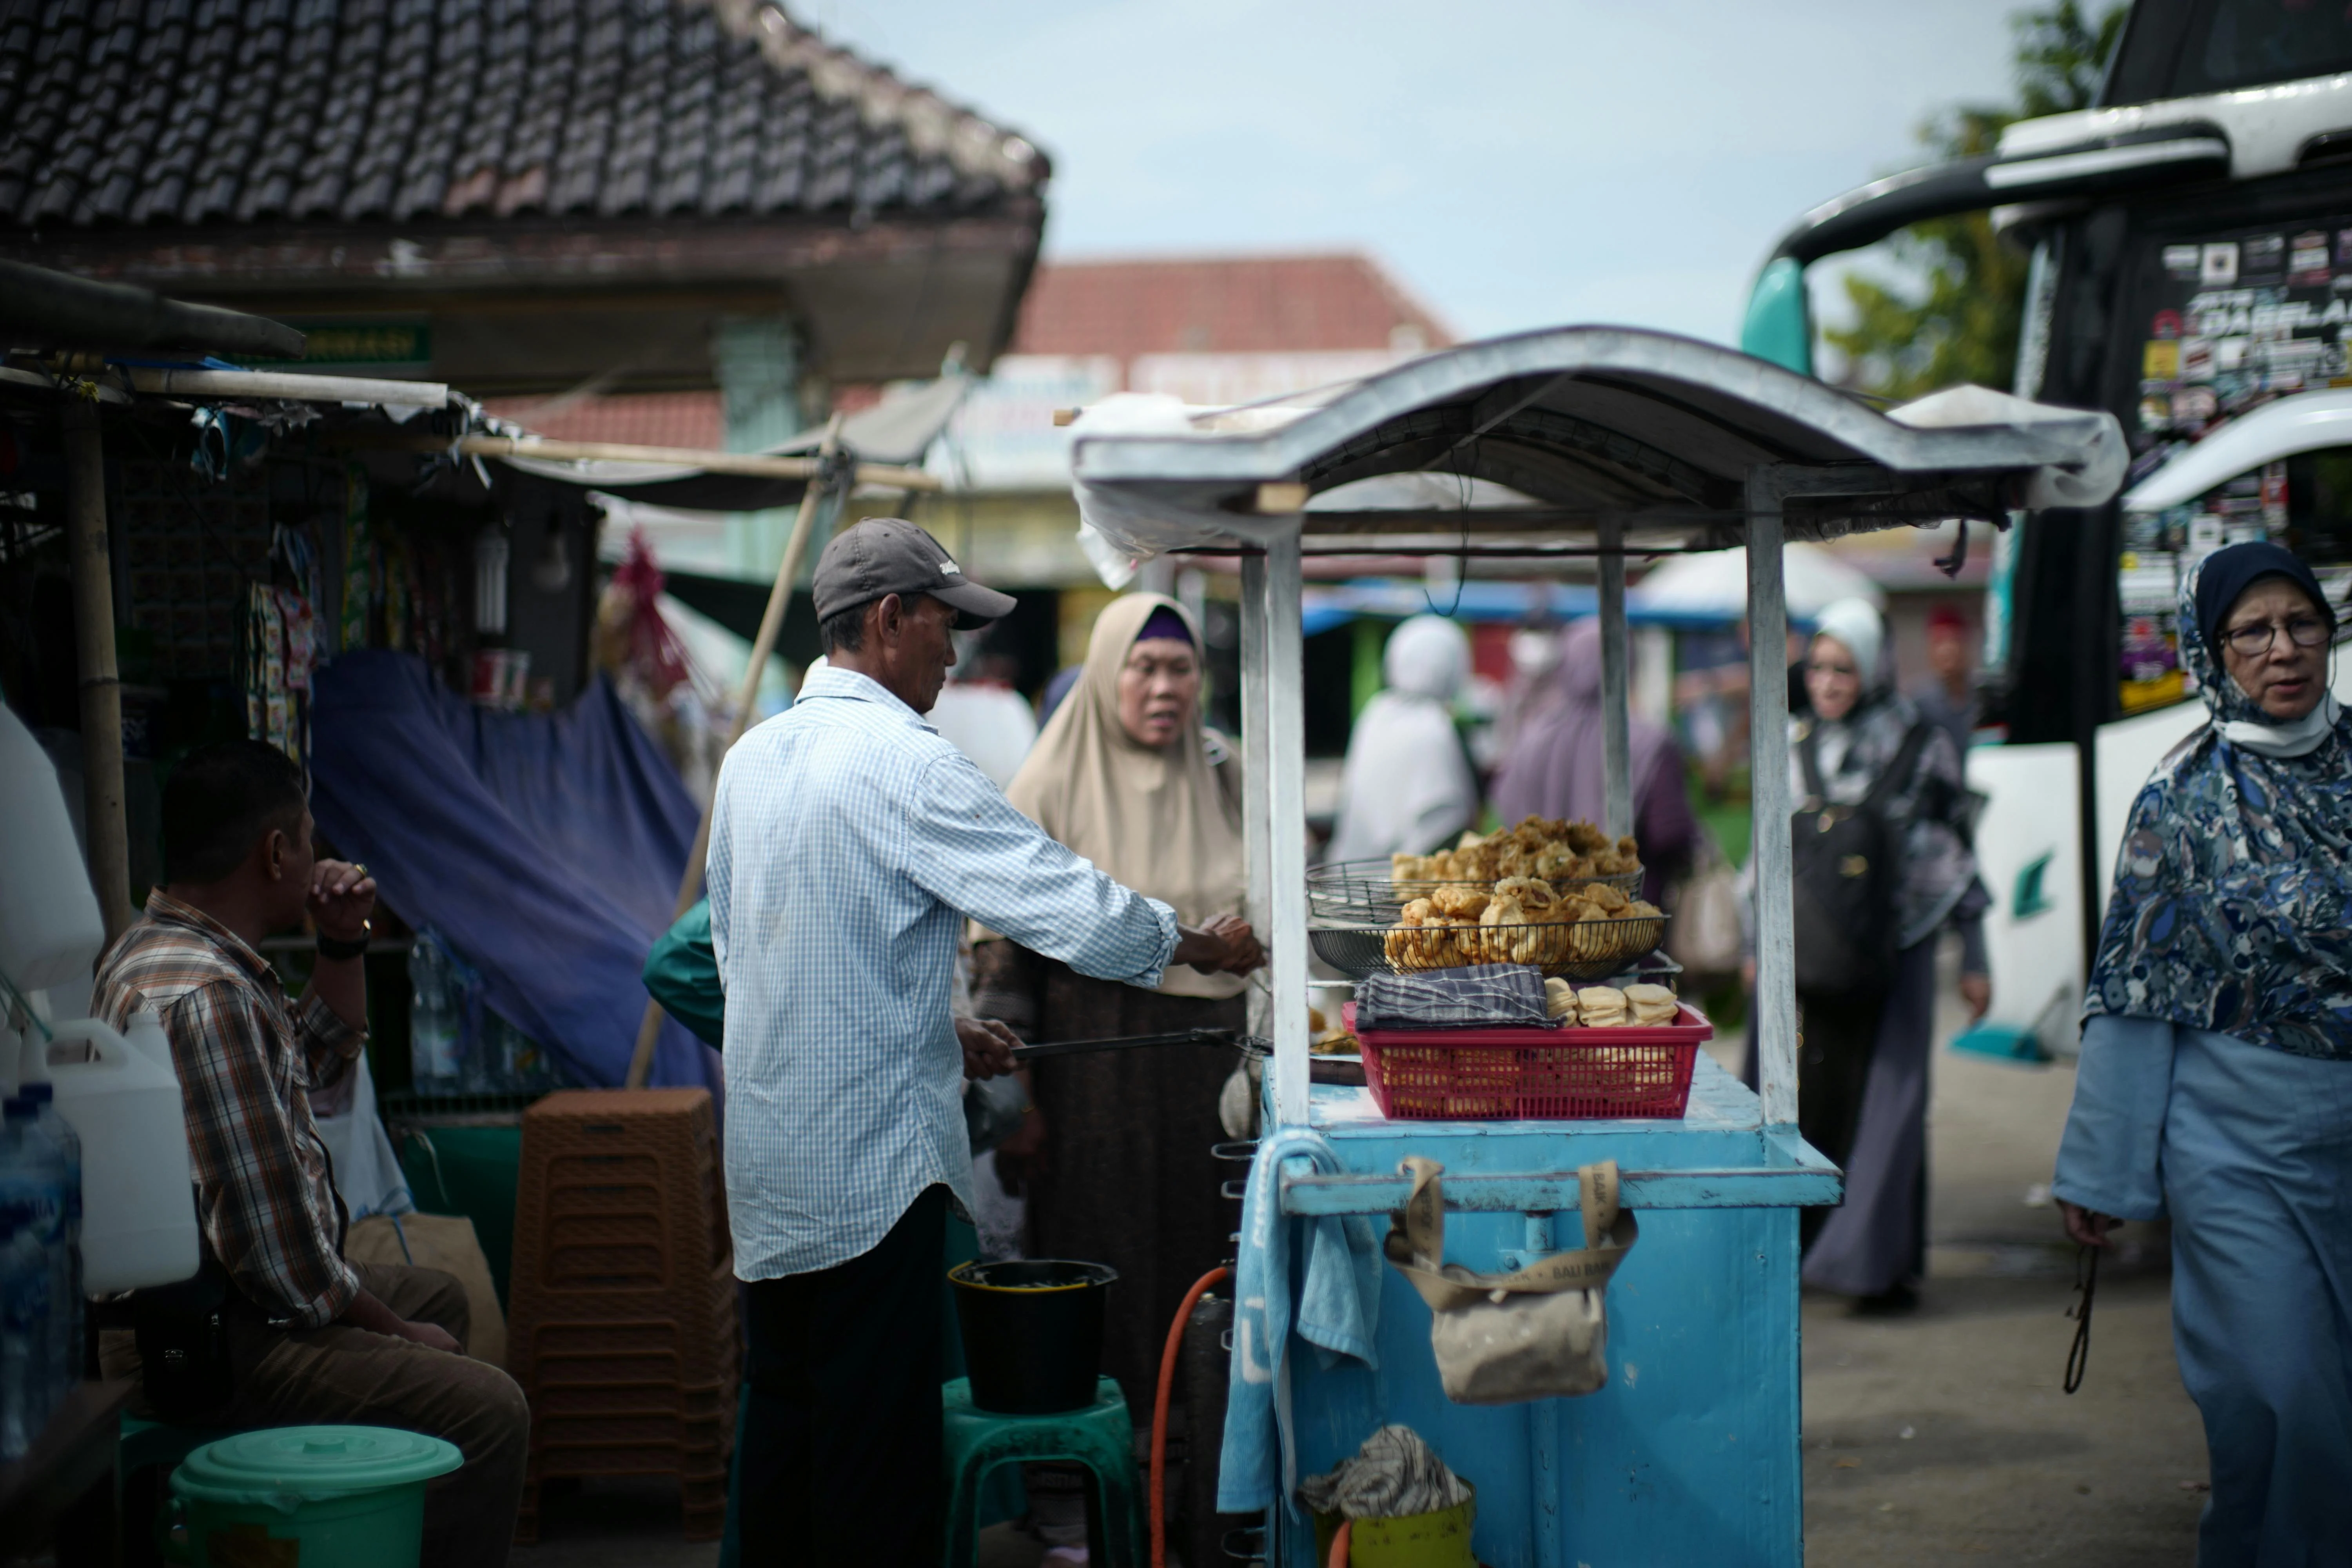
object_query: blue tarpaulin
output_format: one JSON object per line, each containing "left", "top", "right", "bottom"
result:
{"left": 310, "top": 651, "right": 720, "bottom": 1096}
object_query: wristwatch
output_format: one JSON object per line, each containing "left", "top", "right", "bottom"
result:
{"left": 316, "top": 922, "right": 371, "bottom": 961}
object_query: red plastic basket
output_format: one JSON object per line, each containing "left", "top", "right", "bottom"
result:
{"left": 1345, "top": 1001, "right": 1712, "bottom": 1121}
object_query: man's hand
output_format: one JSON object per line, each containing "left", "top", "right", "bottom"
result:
{"left": 1173, "top": 914, "right": 1265, "bottom": 976}
{"left": 309, "top": 859, "right": 377, "bottom": 944}
{"left": 1960, "top": 972, "right": 1991, "bottom": 1022}
{"left": 396, "top": 1319, "right": 461, "bottom": 1355}
{"left": 2058, "top": 1200, "right": 2122, "bottom": 1250}
{"left": 957, "top": 1017, "right": 1021, "bottom": 1080}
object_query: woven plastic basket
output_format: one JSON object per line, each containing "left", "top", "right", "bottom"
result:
{"left": 1346, "top": 1001, "right": 1713, "bottom": 1121}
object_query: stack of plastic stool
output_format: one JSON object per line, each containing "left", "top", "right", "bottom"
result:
{"left": 506, "top": 1089, "right": 737, "bottom": 1543}
{"left": 941, "top": 1376, "right": 1141, "bottom": 1568}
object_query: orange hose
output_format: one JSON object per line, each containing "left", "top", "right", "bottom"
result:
{"left": 1150, "top": 1264, "right": 1231, "bottom": 1568}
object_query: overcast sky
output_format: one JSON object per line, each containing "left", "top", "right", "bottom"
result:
{"left": 804, "top": 1, "right": 2024, "bottom": 348}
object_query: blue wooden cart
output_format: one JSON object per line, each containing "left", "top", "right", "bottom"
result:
{"left": 1065, "top": 330, "right": 2125, "bottom": 1568}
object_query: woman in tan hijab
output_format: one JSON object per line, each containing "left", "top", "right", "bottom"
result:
{"left": 973, "top": 592, "right": 1263, "bottom": 1407}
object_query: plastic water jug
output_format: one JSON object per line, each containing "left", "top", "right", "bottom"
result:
{"left": 34, "top": 1012, "right": 199, "bottom": 1293}
{"left": 0, "top": 702, "right": 105, "bottom": 994}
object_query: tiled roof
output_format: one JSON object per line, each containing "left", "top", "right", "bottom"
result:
{"left": 1009, "top": 255, "right": 1454, "bottom": 359}
{"left": 480, "top": 390, "right": 724, "bottom": 448}
{"left": 0, "top": 0, "right": 1045, "bottom": 230}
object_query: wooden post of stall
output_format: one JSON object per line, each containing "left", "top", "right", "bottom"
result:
{"left": 62, "top": 400, "right": 134, "bottom": 941}
{"left": 623, "top": 414, "right": 844, "bottom": 1089}
{"left": 1745, "top": 470, "right": 1798, "bottom": 1127}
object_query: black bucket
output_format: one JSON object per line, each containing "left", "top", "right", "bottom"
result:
{"left": 948, "top": 1259, "right": 1118, "bottom": 1414}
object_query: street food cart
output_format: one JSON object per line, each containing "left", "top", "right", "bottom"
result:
{"left": 1065, "top": 329, "right": 2125, "bottom": 1567}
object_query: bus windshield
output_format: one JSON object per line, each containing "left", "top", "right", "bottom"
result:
{"left": 2108, "top": 0, "right": 2352, "bottom": 103}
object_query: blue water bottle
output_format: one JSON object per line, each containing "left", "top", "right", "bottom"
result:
{"left": 16, "top": 1084, "right": 82, "bottom": 1402}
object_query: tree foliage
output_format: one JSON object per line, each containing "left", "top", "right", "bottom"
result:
{"left": 1822, "top": 2, "right": 2128, "bottom": 401}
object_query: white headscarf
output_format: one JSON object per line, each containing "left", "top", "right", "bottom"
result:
{"left": 1809, "top": 597, "right": 1888, "bottom": 691}
{"left": 1325, "top": 615, "right": 1478, "bottom": 863}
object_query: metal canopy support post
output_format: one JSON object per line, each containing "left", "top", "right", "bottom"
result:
{"left": 1263, "top": 528, "right": 1312, "bottom": 1124}
{"left": 1240, "top": 553, "right": 1273, "bottom": 1044}
{"left": 1597, "top": 517, "right": 1633, "bottom": 839}
{"left": 1746, "top": 470, "right": 1798, "bottom": 1128}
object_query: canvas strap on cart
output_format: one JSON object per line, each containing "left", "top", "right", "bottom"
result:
{"left": 1382, "top": 1155, "right": 1637, "bottom": 1404}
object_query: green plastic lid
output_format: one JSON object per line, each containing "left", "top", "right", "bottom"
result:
{"left": 173, "top": 1426, "right": 462, "bottom": 1508}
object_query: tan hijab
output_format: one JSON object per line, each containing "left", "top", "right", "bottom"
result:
{"left": 1003, "top": 593, "right": 1249, "bottom": 1000}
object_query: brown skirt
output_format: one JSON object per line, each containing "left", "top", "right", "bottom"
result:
{"left": 1024, "top": 962, "right": 1245, "bottom": 1412}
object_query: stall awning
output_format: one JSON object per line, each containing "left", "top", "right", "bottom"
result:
{"left": 1066, "top": 328, "right": 2125, "bottom": 562}
{"left": 492, "top": 373, "right": 971, "bottom": 512}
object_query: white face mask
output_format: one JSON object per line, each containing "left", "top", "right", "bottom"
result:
{"left": 1510, "top": 629, "right": 1560, "bottom": 677}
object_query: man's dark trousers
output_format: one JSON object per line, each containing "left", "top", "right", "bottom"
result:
{"left": 738, "top": 1183, "right": 949, "bottom": 1565}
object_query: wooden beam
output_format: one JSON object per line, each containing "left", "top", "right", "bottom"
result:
{"left": 125, "top": 367, "right": 448, "bottom": 407}
{"left": 62, "top": 402, "right": 133, "bottom": 940}
{"left": 321, "top": 429, "right": 940, "bottom": 493}
{"left": 623, "top": 414, "right": 847, "bottom": 1090}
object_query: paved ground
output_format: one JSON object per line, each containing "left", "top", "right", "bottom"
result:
{"left": 1795, "top": 949, "right": 2207, "bottom": 1566}
{"left": 521, "top": 955, "right": 2212, "bottom": 1565}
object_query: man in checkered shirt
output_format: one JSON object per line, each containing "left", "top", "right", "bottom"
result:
{"left": 711, "top": 519, "right": 1261, "bottom": 1565}
{"left": 93, "top": 740, "right": 528, "bottom": 1568}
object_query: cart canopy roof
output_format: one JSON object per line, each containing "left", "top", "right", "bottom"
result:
{"left": 1067, "top": 327, "right": 2125, "bottom": 563}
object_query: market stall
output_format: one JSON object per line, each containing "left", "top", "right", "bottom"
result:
{"left": 1063, "top": 328, "right": 2125, "bottom": 1567}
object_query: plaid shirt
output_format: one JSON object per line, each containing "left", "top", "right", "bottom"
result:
{"left": 93, "top": 891, "right": 364, "bottom": 1328}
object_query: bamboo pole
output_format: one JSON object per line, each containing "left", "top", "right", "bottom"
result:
{"left": 62, "top": 401, "right": 134, "bottom": 940}
{"left": 623, "top": 414, "right": 846, "bottom": 1089}
{"left": 320, "top": 428, "right": 939, "bottom": 492}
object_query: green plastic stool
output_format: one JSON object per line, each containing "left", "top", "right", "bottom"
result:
{"left": 942, "top": 1376, "right": 1140, "bottom": 1568}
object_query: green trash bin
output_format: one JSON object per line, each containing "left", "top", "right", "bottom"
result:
{"left": 169, "top": 1425, "right": 461, "bottom": 1568}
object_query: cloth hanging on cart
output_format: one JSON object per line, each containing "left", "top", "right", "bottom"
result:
{"left": 309, "top": 650, "right": 720, "bottom": 1095}
{"left": 1219, "top": 1127, "right": 1384, "bottom": 1516}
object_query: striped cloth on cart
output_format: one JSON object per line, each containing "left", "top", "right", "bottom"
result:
{"left": 1353, "top": 963, "right": 1549, "bottom": 1031}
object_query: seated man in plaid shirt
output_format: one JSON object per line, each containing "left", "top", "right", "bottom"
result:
{"left": 94, "top": 740, "right": 528, "bottom": 1568}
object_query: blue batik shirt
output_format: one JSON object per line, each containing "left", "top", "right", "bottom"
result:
{"left": 708, "top": 666, "right": 1180, "bottom": 1279}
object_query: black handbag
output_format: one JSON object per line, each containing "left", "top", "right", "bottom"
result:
{"left": 131, "top": 1236, "right": 241, "bottom": 1421}
{"left": 1790, "top": 721, "right": 1930, "bottom": 1000}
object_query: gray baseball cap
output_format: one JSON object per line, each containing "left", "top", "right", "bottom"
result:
{"left": 811, "top": 517, "right": 1017, "bottom": 628}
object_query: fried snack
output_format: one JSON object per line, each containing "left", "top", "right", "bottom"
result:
{"left": 1392, "top": 852, "right": 1424, "bottom": 880}
{"left": 1584, "top": 882, "right": 1630, "bottom": 914}
{"left": 1492, "top": 876, "right": 1561, "bottom": 913}
{"left": 1400, "top": 897, "right": 1435, "bottom": 926}
{"left": 1456, "top": 829, "right": 1488, "bottom": 851}
{"left": 1626, "top": 898, "right": 1663, "bottom": 920}
{"left": 1624, "top": 983, "right": 1679, "bottom": 1025}
{"left": 1544, "top": 976, "right": 1577, "bottom": 1020}
{"left": 1478, "top": 894, "right": 1530, "bottom": 964}
{"left": 1430, "top": 885, "right": 1491, "bottom": 920}
{"left": 1563, "top": 820, "right": 1611, "bottom": 853}
{"left": 1577, "top": 985, "right": 1629, "bottom": 1027}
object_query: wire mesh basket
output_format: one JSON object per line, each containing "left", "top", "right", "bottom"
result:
{"left": 1308, "top": 910, "right": 1669, "bottom": 982}
{"left": 1307, "top": 858, "right": 1644, "bottom": 922}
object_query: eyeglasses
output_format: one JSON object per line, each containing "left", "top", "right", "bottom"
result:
{"left": 2221, "top": 616, "right": 2332, "bottom": 657}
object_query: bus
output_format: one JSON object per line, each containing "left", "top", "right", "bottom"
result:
{"left": 1742, "top": 0, "right": 2352, "bottom": 1058}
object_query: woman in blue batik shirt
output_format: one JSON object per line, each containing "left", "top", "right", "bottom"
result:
{"left": 2055, "top": 541, "right": 2352, "bottom": 1565}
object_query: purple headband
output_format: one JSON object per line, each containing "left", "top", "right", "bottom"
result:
{"left": 1135, "top": 605, "right": 1194, "bottom": 645}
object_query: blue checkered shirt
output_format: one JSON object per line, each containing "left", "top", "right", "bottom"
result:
{"left": 708, "top": 666, "right": 1179, "bottom": 1279}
